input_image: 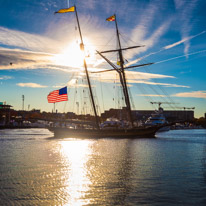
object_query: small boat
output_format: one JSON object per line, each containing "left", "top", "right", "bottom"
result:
{"left": 145, "top": 107, "right": 170, "bottom": 132}
{"left": 100, "top": 118, "right": 123, "bottom": 130}
{"left": 48, "top": 5, "right": 166, "bottom": 138}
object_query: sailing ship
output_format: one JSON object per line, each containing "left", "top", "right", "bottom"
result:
{"left": 48, "top": 5, "right": 164, "bottom": 138}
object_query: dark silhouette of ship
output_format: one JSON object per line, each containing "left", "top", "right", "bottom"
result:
{"left": 48, "top": 5, "right": 165, "bottom": 138}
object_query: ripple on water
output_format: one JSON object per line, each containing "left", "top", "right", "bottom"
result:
{"left": 0, "top": 129, "right": 206, "bottom": 205}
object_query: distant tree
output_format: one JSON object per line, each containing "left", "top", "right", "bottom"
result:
{"left": 195, "top": 117, "right": 206, "bottom": 128}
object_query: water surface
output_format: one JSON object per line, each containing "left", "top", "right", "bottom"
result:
{"left": 0, "top": 128, "right": 206, "bottom": 205}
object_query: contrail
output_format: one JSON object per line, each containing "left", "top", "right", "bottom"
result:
{"left": 67, "top": 0, "right": 69, "bottom": 7}
{"left": 126, "top": 30, "right": 206, "bottom": 67}
{"left": 125, "top": 50, "right": 163, "bottom": 67}
{"left": 164, "top": 31, "right": 206, "bottom": 50}
{"left": 155, "top": 49, "right": 206, "bottom": 64}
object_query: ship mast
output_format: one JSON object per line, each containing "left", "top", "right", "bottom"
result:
{"left": 114, "top": 15, "right": 134, "bottom": 126}
{"left": 96, "top": 14, "right": 154, "bottom": 127}
{"left": 97, "top": 15, "right": 135, "bottom": 126}
{"left": 74, "top": 5, "right": 100, "bottom": 129}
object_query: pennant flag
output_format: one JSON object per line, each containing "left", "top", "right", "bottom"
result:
{"left": 54, "top": 6, "right": 75, "bottom": 14}
{"left": 106, "top": 15, "right": 115, "bottom": 21}
{"left": 117, "top": 61, "right": 121, "bottom": 66}
{"left": 47, "top": 86, "right": 68, "bottom": 103}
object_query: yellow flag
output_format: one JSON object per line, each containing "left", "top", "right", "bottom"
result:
{"left": 106, "top": 15, "right": 115, "bottom": 21}
{"left": 117, "top": 61, "right": 121, "bottom": 66}
{"left": 55, "top": 6, "right": 75, "bottom": 14}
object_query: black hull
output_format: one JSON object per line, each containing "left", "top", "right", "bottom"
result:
{"left": 48, "top": 126, "right": 161, "bottom": 139}
{"left": 0, "top": 125, "right": 39, "bottom": 130}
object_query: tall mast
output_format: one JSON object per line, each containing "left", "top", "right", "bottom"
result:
{"left": 74, "top": 6, "right": 99, "bottom": 129}
{"left": 96, "top": 15, "right": 153, "bottom": 126}
{"left": 114, "top": 14, "right": 134, "bottom": 127}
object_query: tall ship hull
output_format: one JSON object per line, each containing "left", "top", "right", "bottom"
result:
{"left": 48, "top": 126, "right": 161, "bottom": 139}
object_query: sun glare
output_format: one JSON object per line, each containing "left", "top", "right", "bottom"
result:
{"left": 53, "top": 39, "right": 96, "bottom": 69}
{"left": 59, "top": 140, "right": 93, "bottom": 205}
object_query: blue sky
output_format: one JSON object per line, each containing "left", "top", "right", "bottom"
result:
{"left": 0, "top": 0, "right": 206, "bottom": 118}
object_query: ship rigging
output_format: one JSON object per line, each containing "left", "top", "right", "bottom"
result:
{"left": 48, "top": 5, "right": 165, "bottom": 138}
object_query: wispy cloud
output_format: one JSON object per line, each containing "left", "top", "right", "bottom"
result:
{"left": 0, "top": 19, "right": 111, "bottom": 71}
{"left": 79, "top": 0, "right": 96, "bottom": 9}
{"left": 0, "top": 75, "right": 12, "bottom": 80}
{"left": 164, "top": 31, "right": 206, "bottom": 50}
{"left": 129, "top": 80, "right": 190, "bottom": 88}
{"left": 126, "top": 71, "right": 175, "bottom": 80}
{"left": 123, "top": 0, "right": 203, "bottom": 66}
{"left": 0, "top": 2, "right": 202, "bottom": 93}
{"left": 0, "top": 47, "right": 54, "bottom": 70}
{"left": 0, "top": 27, "right": 61, "bottom": 53}
{"left": 1, "top": 36, "right": 185, "bottom": 88}
{"left": 180, "top": 70, "right": 192, "bottom": 74}
{"left": 125, "top": 14, "right": 171, "bottom": 60}
{"left": 126, "top": 79, "right": 189, "bottom": 88}
{"left": 173, "top": 90, "right": 206, "bottom": 98}
{"left": 17, "top": 83, "right": 48, "bottom": 88}
{"left": 93, "top": 70, "right": 188, "bottom": 88}
{"left": 0, "top": 47, "right": 85, "bottom": 74}
{"left": 174, "top": 0, "right": 199, "bottom": 57}
{"left": 0, "top": 26, "right": 66, "bottom": 70}
{"left": 94, "top": 70, "right": 174, "bottom": 83}
{"left": 155, "top": 49, "right": 206, "bottom": 65}
{"left": 137, "top": 94, "right": 166, "bottom": 97}
{"left": 126, "top": 31, "right": 206, "bottom": 66}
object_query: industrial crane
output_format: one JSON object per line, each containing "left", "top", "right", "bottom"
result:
{"left": 150, "top": 102, "right": 176, "bottom": 110}
{"left": 176, "top": 107, "right": 195, "bottom": 111}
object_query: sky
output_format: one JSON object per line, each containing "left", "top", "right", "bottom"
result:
{"left": 0, "top": 0, "right": 206, "bottom": 118}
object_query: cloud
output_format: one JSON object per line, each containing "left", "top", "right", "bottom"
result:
{"left": 0, "top": 20, "right": 112, "bottom": 72}
{"left": 0, "top": 9, "right": 171, "bottom": 76}
{"left": 126, "top": 71, "right": 175, "bottom": 80}
{"left": 0, "top": 4, "right": 200, "bottom": 92}
{"left": 0, "top": 75, "right": 12, "bottom": 80}
{"left": 125, "top": 30, "right": 206, "bottom": 67}
{"left": 0, "top": 27, "right": 61, "bottom": 53}
{"left": 94, "top": 70, "right": 175, "bottom": 82}
{"left": 0, "top": 47, "right": 85, "bottom": 74}
{"left": 93, "top": 70, "right": 188, "bottom": 88}
{"left": 126, "top": 80, "right": 189, "bottom": 88}
{"left": 17, "top": 83, "right": 48, "bottom": 88}
{"left": 155, "top": 49, "right": 206, "bottom": 65}
{"left": 174, "top": 0, "right": 199, "bottom": 57}
{"left": 137, "top": 94, "right": 166, "bottom": 97}
{"left": 173, "top": 91, "right": 206, "bottom": 99}
{"left": 1, "top": 41, "right": 181, "bottom": 86}
{"left": 124, "top": 16, "right": 171, "bottom": 61}
{"left": 52, "top": 78, "right": 94, "bottom": 89}
{"left": 79, "top": 0, "right": 96, "bottom": 9}
{"left": 180, "top": 70, "right": 192, "bottom": 74}
{"left": 164, "top": 31, "right": 206, "bottom": 50}
{"left": 0, "top": 47, "right": 54, "bottom": 70}
{"left": 119, "top": 0, "right": 172, "bottom": 63}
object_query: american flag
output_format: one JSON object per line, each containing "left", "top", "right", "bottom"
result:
{"left": 47, "top": 86, "right": 68, "bottom": 103}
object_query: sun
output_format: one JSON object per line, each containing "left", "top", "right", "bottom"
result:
{"left": 52, "top": 39, "right": 96, "bottom": 68}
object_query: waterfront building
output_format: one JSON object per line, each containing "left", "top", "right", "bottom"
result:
{"left": 101, "top": 108, "right": 194, "bottom": 122}
{"left": 0, "top": 103, "right": 13, "bottom": 126}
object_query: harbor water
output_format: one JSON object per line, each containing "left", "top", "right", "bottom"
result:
{"left": 0, "top": 128, "right": 206, "bottom": 205}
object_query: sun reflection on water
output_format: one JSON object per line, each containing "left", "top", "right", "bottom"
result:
{"left": 59, "top": 140, "right": 93, "bottom": 206}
